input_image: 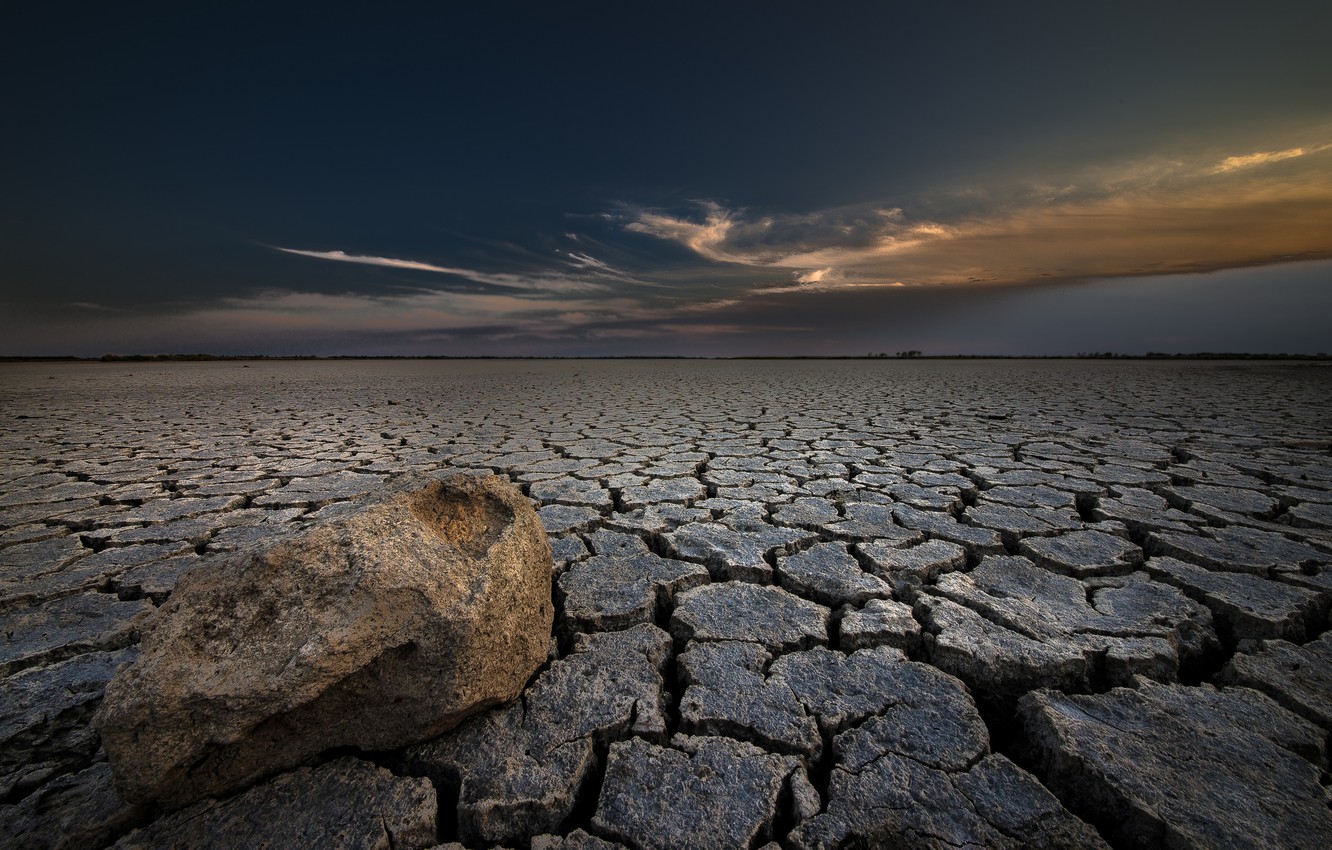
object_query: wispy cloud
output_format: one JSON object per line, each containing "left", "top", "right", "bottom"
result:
{"left": 275, "top": 248, "right": 456, "bottom": 274}
{"left": 275, "top": 247, "right": 610, "bottom": 294}
{"left": 1209, "top": 144, "right": 1329, "bottom": 174}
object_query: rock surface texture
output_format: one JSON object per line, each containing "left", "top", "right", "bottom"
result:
{"left": 93, "top": 472, "right": 552, "bottom": 807}
{"left": 2, "top": 358, "right": 1331, "bottom": 848}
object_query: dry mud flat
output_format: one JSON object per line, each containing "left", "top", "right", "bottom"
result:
{"left": 2, "top": 358, "right": 1332, "bottom": 849}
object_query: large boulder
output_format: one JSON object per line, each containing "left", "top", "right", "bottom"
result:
{"left": 94, "top": 472, "right": 552, "bottom": 808}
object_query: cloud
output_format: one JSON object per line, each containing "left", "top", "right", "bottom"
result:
{"left": 621, "top": 137, "right": 1332, "bottom": 299}
{"left": 624, "top": 201, "right": 738, "bottom": 262}
{"left": 275, "top": 248, "right": 457, "bottom": 274}
{"left": 560, "top": 250, "right": 657, "bottom": 285}
{"left": 168, "top": 281, "right": 752, "bottom": 348}
{"left": 1209, "top": 145, "right": 1327, "bottom": 174}
{"left": 275, "top": 247, "right": 609, "bottom": 294}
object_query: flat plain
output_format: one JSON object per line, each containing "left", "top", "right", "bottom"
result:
{"left": 3, "top": 358, "right": 1331, "bottom": 849}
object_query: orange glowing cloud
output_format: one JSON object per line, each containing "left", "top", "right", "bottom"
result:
{"left": 625, "top": 138, "right": 1332, "bottom": 300}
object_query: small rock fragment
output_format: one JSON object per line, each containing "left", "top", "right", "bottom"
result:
{"left": 677, "top": 641, "right": 820, "bottom": 757}
{"left": 1020, "top": 682, "right": 1332, "bottom": 849}
{"left": 111, "top": 758, "right": 436, "bottom": 850}
{"left": 855, "top": 539, "right": 966, "bottom": 599}
{"left": 1219, "top": 632, "right": 1332, "bottom": 728}
{"left": 592, "top": 736, "right": 797, "bottom": 850}
{"left": 665, "top": 522, "right": 814, "bottom": 582}
{"left": 558, "top": 553, "right": 708, "bottom": 636}
{"left": 1018, "top": 529, "right": 1142, "bottom": 577}
{"left": 1, "top": 648, "right": 136, "bottom": 800}
{"left": 775, "top": 542, "right": 891, "bottom": 607}
{"left": 671, "top": 581, "right": 829, "bottom": 652}
{"left": 0, "top": 593, "right": 150, "bottom": 677}
{"left": 1144, "top": 556, "right": 1323, "bottom": 641}
{"left": 838, "top": 598, "right": 921, "bottom": 654}
{"left": 405, "top": 625, "right": 672, "bottom": 847}
{"left": 0, "top": 763, "right": 145, "bottom": 850}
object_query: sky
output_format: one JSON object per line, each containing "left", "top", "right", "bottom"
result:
{"left": 3, "top": 1, "right": 1330, "bottom": 357}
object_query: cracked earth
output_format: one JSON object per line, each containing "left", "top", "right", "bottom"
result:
{"left": 2, "top": 358, "right": 1331, "bottom": 849}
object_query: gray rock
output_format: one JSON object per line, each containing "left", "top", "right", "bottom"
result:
{"left": 855, "top": 539, "right": 966, "bottom": 599}
{"left": 707, "top": 500, "right": 770, "bottom": 532}
{"left": 886, "top": 482, "right": 963, "bottom": 511}
{"left": 838, "top": 598, "right": 920, "bottom": 654}
{"left": 414, "top": 700, "right": 593, "bottom": 845}
{"left": 891, "top": 504, "right": 1006, "bottom": 555}
{"left": 0, "top": 763, "right": 144, "bottom": 850}
{"left": 0, "top": 534, "right": 87, "bottom": 582}
{"left": 962, "top": 503, "right": 1082, "bottom": 547}
{"left": 558, "top": 553, "right": 708, "bottom": 636}
{"left": 817, "top": 501, "right": 894, "bottom": 540}
{"left": 618, "top": 477, "right": 706, "bottom": 510}
{"left": 529, "top": 477, "right": 612, "bottom": 509}
{"left": 916, "top": 595, "right": 1090, "bottom": 702}
{"left": 407, "top": 701, "right": 594, "bottom": 846}
{"left": 0, "top": 482, "right": 107, "bottom": 509}
{"left": 1144, "top": 556, "right": 1324, "bottom": 641}
{"left": 770, "top": 497, "right": 840, "bottom": 529}
{"left": 953, "top": 755, "right": 1111, "bottom": 849}
{"left": 531, "top": 830, "right": 628, "bottom": 850}
{"left": 1091, "top": 463, "right": 1170, "bottom": 486}
{"left": 831, "top": 660, "right": 989, "bottom": 773}
{"left": 405, "top": 625, "right": 671, "bottom": 846}
{"left": 539, "top": 503, "right": 603, "bottom": 535}
{"left": 524, "top": 626, "right": 673, "bottom": 746}
{"left": 665, "top": 522, "right": 814, "bottom": 582}
{"left": 1148, "top": 525, "right": 1330, "bottom": 574}
{"left": 109, "top": 555, "right": 200, "bottom": 603}
{"left": 111, "top": 758, "right": 437, "bottom": 850}
{"left": 123, "top": 494, "right": 248, "bottom": 522}
{"left": 1018, "top": 529, "right": 1142, "bottom": 578}
{"left": 1, "top": 648, "right": 136, "bottom": 800}
{"left": 1167, "top": 483, "right": 1280, "bottom": 519}
{"left": 920, "top": 557, "right": 1218, "bottom": 699}
{"left": 550, "top": 535, "right": 588, "bottom": 572}
{"left": 582, "top": 529, "right": 650, "bottom": 557}
{"left": 1277, "top": 561, "right": 1332, "bottom": 604}
{"left": 910, "top": 470, "right": 978, "bottom": 496}
{"left": 671, "top": 581, "right": 829, "bottom": 652}
{"left": 1289, "top": 500, "right": 1332, "bottom": 529}
{"left": 592, "top": 736, "right": 799, "bottom": 850}
{"left": 787, "top": 658, "right": 1104, "bottom": 850}
{"left": 1219, "top": 632, "right": 1332, "bottom": 728}
{"left": 606, "top": 505, "right": 712, "bottom": 535}
{"left": 95, "top": 473, "right": 552, "bottom": 807}
{"left": 676, "top": 640, "right": 820, "bottom": 757}
{"left": 1019, "top": 681, "right": 1332, "bottom": 849}
{"left": 978, "top": 485, "right": 1077, "bottom": 511}
{"left": 775, "top": 542, "right": 891, "bottom": 607}
{"left": 0, "top": 593, "right": 150, "bottom": 677}
{"left": 771, "top": 646, "right": 910, "bottom": 735}
{"left": 790, "top": 752, "right": 1008, "bottom": 849}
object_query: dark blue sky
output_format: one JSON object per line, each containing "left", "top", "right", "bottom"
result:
{"left": 3, "top": 2, "right": 1330, "bottom": 356}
